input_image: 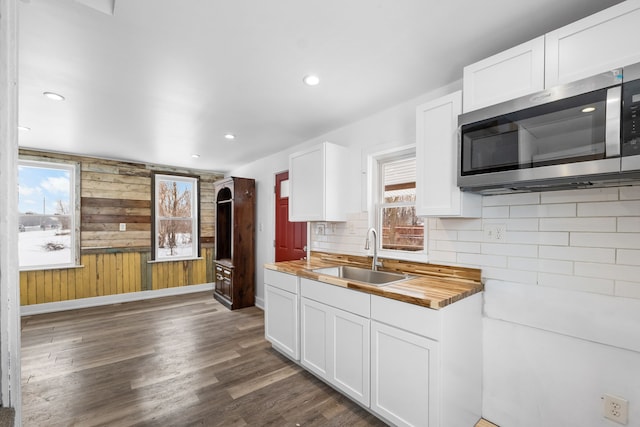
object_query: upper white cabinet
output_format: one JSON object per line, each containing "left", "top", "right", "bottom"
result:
{"left": 416, "top": 91, "right": 481, "bottom": 217}
{"left": 545, "top": 0, "right": 640, "bottom": 87}
{"left": 463, "top": 0, "right": 640, "bottom": 112}
{"left": 289, "top": 142, "right": 350, "bottom": 222}
{"left": 463, "top": 36, "right": 545, "bottom": 113}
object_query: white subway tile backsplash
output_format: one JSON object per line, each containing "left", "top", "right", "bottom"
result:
{"left": 570, "top": 233, "right": 640, "bottom": 249}
{"left": 577, "top": 201, "right": 640, "bottom": 217}
{"left": 482, "top": 243, "right": 538, "bottom": 258}
{"left": 617, "top": 249, "right": 640, "bottom": 266}
{"left": 482, "top": 206, "right": 510, "bottom": 218}
{"left": 434, "top": 218, "right": 482, "bottom": 231}
{"left": 538, "top": 273, "right": 614, "bottom": 295}
{"left": 615, "top": 281, "right": 640, "bottom": 298}
{"left": 483, "top": 192, "right": 540, "bottom": 207}
{"left": 540, "top": 187, "right": 619, "bottom": 203}
{"left": 507, "top": 257, "right": 573, "bottom": 274}
{"left": 457, "top": 230, "right": 484, "bottom": 242}
{"left": 314, "top": 186, "right": 640, "bottom": 300}
{"left": 481, "top": 267, "right": 538, "bottom": 285}
{"left": 427, "top": 250, "right": 458, "bottom": 264}
{"left": 575, "top": 262, "right": 640, "bottom": 282}
{"left": 617, "top": 217, "right": 640, "bottom": 232}
{"left": 457, "top": 253, "right": 507, "bottom": 268}
{"left": 506, "top": 231, "right": 568, "bottom": 246}
{"left": 539, "top": 217, "right": 616, "bottom": 232}
{"left": 504, "top": 218, "right": 540, "bottom": 231}
{"left": 435, "top": 240, "right": 481, "bottom": 253}
{"left": 619, "top": 186, "right": 640, "bottom": 200}
{"left": 428, "top": 229, "right": 458, "bottom": 241}
{"left": 539, "top": 245, "right": 615, "bottom": 263}
{"left": 510, "top": 203, "right": 576, "bottom": 218}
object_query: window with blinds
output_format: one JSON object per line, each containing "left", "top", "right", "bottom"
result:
{"left": 378, "top": 156, "right": 424, "bottom": 252}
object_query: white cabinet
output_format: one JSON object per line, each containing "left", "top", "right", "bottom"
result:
{"left": 300, "top": 278, "right": 370, "bottom": 406}
{"left": 265, "top": 267, "right": 482, "bottom": 426}
{"left": 289, "top": 142, "right": 351, "bottom": 222}
{"left": 463, "top": 1, "right": 640, "bottom": 111}
{"left": 545, "top": 0, "right": 640, "bottom": 87}
{"left": 371, "top": 321, "right": 438, "bottom": 427}
{"left": 463, "top": 36, "right": 545, "bottom": 113}
{"left": 370, "top": 293, "right": 483, "bottom": 427}
{"left": 416, "top": 91, "right": 481, "bottom": 217}
{"left": 264, "top": 269, "right": 299, "bottom": 361}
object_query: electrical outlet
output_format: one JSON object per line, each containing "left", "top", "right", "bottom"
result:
{"left": 603, "top": 394, "right": 628, "bottom": 425}
{"left": 483, "top": 224, "right": 506, "bottom": 242}
{"left": 119, "top": 223, "right": 126, "bottom": 232}
{"left": 316, "top": 224, "right": 325, "bottom": 235}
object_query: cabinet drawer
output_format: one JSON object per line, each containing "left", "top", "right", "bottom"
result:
{"left": 264, "top": 269, "right": 298, "bottom": 294}
{"left": 371, "top": 295, "right": 441, "bottom": 341}
{"left": 300, "top": 278, "right": 370, "bottom": 317}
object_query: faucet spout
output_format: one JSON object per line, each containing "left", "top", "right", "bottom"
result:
{"left": 365, "top": 227, "right": 380, "bottom": 271}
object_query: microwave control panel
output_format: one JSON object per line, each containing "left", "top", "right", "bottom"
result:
{"left": 622, "top": 78, "right": 640, "bottom": 157}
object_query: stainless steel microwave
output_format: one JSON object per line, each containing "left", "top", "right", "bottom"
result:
{"left": 457, "top": 63, "right": 640, "bottom": 194}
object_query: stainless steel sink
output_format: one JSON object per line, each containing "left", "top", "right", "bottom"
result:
{"left": 312, "top": 265, "right": 412, "bottom": 287}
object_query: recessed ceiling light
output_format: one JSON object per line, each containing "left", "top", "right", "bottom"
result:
{"left": 303, "top": 74, "right": 320, "bottom": 86}
{"left": 43, "top": 91, "right": 65, "bottom": 101}
{"left": 18, "top": 126, "right": 31, "bottom": 131}
{"left": 191, "top": 154, "right": 200, "bottom": 159}
{"left": 224, "top": 133, "right": 236, "bottom": 140}
{"left": 582, "top": 107, "right": 596, "bottom": 113}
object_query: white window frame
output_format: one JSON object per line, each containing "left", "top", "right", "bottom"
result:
{"left": 153, "top": 173, "right": 199, "bottom": 261}
{"left": 367, "top": 145, "right": 426, "bottom": 263}
{"left": 18, "top": 157, "right": 80, "bottom": 271}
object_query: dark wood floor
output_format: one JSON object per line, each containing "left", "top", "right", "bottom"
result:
{"left": 21, "top": 292, "right": 387, "bottom": 426}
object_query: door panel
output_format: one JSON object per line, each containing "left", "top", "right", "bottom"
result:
{"left": 275, "top": 171, "right": 307, "bottom": 261}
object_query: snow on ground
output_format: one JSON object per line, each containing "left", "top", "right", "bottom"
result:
{"left": 19, "top": 228, "right": 71, "bottom": 268}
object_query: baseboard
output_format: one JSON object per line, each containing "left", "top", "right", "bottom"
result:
{"left": 21, "top": 283, "right": 215, "bottom": 316}
{"left": 255, "top": 296, "right": 265, "bottom": 310}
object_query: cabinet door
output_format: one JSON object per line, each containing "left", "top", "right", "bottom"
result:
{"left": 289, "top": 145, "right": 324, "bottom": 221}
{"left": 545, "top": 1, "right": 640, "bottom": 87}
{"left": 300, "top": 297, "right": 329, "bottom": 378}
{"left": 331, "top": 308, "right": 370, "bottom": 406}
{"left": 371, "top": 321, "right": 439, "bottom": 427}
{"left": 463, "top": 36, "right": 545, "bottom": 112}
{"left": 265, "top": 284, "right": 299, "bottom": 360}
{"left": 416, "top": 91, "right": 481, "bottom": 217}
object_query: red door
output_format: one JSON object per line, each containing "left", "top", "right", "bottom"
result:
{"left": 275, "top": 171, "right": 307, "bottom": 261}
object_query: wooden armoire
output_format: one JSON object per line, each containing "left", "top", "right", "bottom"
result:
{"left": 213, "top": 177, "right": 255, "bottom": 310}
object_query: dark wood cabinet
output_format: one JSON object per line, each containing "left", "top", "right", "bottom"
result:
{"left": 214, "top": 177, "right": 255, "bottom": 310}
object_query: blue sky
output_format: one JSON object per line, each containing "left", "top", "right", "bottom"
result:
{"left": 18, "top": 165, "right": 70, "bottom": 214}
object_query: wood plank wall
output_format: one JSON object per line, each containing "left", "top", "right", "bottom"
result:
{"left": 19, "top": 150, "right": 223, "bottom": 306}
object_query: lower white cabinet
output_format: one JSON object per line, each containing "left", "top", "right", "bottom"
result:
{"left": 300, "top": 278, "right": 371, "bottom": 406}
{"left": 371, "top": 321, "right": 438, "bottom": 427}
{"left": 371, "top": 293, "right": 483, "bottom": 427}
{"left": 264, "top": 270, "right": 299, "bottom": 361}
{"left": 264, "top": 269, "right": 482, "bottom": 427}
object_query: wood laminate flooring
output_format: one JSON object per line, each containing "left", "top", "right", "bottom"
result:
{"left": 21, "top": 292, "right": 386, "bottom": 427}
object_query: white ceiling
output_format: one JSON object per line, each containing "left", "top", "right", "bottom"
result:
{"left": 18, "top": 0, "right": 624, "bottom": 172}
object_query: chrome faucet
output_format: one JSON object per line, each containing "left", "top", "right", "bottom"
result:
{"left": 364, "top": 227, "right": 382, "bottom": 271}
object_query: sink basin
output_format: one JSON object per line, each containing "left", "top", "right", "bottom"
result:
{"left": 312, "top": 266, "right": 412, "bottom": 287}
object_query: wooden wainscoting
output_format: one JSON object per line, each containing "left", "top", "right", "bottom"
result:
{"left": 20, "top": 247, "right": 214, "bottom": 305}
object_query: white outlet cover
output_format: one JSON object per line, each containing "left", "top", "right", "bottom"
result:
{"left": 603, "top": 394, "right": 629, "bottom": 425}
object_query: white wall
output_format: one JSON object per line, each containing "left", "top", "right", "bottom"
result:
{"left": 231, "top": 76, "right": 640, "bottom": 425}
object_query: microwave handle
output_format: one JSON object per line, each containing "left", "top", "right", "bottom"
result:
{"left": 605, "top": 86, "right": 621, "bottom": 158}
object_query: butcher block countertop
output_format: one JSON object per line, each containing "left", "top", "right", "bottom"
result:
{"left": 264, "top": 252, "right": 483, "bottom": 309}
